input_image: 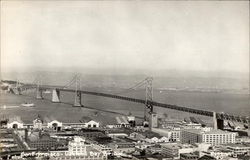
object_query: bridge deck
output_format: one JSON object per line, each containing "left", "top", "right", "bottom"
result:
{"left": 20, "top": 84, "right": 249, "bottom": 123}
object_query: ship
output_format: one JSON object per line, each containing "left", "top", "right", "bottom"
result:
{"left": 21, "top": 103, "right": 35, "bottom": 107}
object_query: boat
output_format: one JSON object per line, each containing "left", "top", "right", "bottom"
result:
{"left": 43, "top": 90, "right": 51, "bottom": 94}
{"left": 21, "top": 103, "right": 35, "bottom": 107}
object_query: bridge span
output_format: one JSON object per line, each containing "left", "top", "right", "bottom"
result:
{"left": 11, "top": 81, "right": 250, "bottom": 130}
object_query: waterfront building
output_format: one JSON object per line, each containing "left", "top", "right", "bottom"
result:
{"left": 44, "top": 117, "right": 63, "bottom": 131}
{"left": 181, "top": 129, "right": 237, "bottom": 145}
{"left": 106, "top": 116, "right": 130, "bottom": 128}
{"left": 7, "top": 116, "right": 24, "bottom": 129}
{"left": 80, "top": 116, "right": 100, "bottom": 128}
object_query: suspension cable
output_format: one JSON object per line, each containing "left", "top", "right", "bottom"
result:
{"left": 62, "top": 75, "right": 77, "bottom": 89}
{"left": 114, "top": 78, "right": 148, "bottom": 95}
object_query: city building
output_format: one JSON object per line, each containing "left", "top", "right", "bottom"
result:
{"left": 92, "top": 144, "right": 112, "bottom": 155}
{"left": 49, "top": 136, "right": 108, "bottom": 160}
{"left": 180, "top": 153, "right": 199, "bottom": 160}
{"left": 200, "top": 147, "right": 233, "bottom": 160}
{"left": 145, "top": 136, "right": 169, "bottom": 143}
{"left": 202, "top": 130, "right": 236, "bottom": 145}
{"left": 77, "top": 128, "right": 106, "bottom": 139}
{"left": 111, "top": 142, "right": 135, "bottom": 153}
{"left": 27, "top": 132, "right": 67, "bottom": 150}
{"left": 68, "top": 136, "right": 88, "bottom": 156}
{"left": 181, "top": 129, "right": 237, "bottom": 145}
{"left": 181, "top": 129, "right": 203, "bottom": 144}
{"left": 161, "top": 143, "right": 198, "bottom": 159}
{"left": 150, "top": 112, "right": 158, "bottom": 128}
{"left": 226, "top": 143, "right": 250, "bottom": 156}
{"left": 152, "top": 128, "right": 181, "bottom": 142}
{"left": 129, "top": 132, "right": 146, "bottom": 141}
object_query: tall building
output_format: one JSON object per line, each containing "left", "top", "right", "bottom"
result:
{"left": 181, "top": 129, "right": 237, "bottom": 145}
{"left": 150, "top": 112, "right": 158, "bottom": 128}
{"left": 202, "top": 130, "right": 236, "bottom": 146}
{"left": 68, "top": 136, "right": 88, "bottom": 156}
{"left": 181, "top": 129, "right": 203, "bottom": 144}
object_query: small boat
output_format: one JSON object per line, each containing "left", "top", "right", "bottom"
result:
{"left": 21, "top": 103, "right": 35, "bottom": 107}
{"left": 43, "top": 90, "right": 51, "bottom": 94}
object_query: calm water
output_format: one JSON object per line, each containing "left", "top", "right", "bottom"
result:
{"left": 0, "top": 88, "right": 249, "bottom": 124}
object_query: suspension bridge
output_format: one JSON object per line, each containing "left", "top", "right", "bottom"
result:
{"left": 9, "top": 75, "right": 250, "bottom": 130}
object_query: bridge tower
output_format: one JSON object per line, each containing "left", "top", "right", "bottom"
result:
{"left": 36, "top": 77, "right": 43, "bottom": 99}
{"left": 73, "top": 75, "right": 83, "bottom": 107}
{"left": 15, "top": 79, "right": 22, "bottom": 95}
{"left": 144, "top": 77, "right": 156, "bottom": 128}
{"left": 52, "top": 89, "right": 60, "bottom": 103}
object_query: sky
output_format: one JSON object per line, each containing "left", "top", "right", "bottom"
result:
{"left": 1, "top": 1, "right": 249, "bottom": 75}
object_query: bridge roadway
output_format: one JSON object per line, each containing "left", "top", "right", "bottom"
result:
{"left": 21, "top": 84, "right": 249, "bottom": 123}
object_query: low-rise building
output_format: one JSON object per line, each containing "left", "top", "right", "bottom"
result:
{"left": 112, "top": 142, "right": 135, "bottom": 154}
{"left": 80, "top": 116, "right": 100, "bottom": 128}
{"left": 226, "top": 143, "right": 250, "bottom": 156}
{"left": 27, "top": 132, "right": 67, "bottom": 150}
{"left": 106, "top": 116, "right": 130, "bottom": 128}
{"left": 44, "top": 117, "right": 63, "bottom": 131}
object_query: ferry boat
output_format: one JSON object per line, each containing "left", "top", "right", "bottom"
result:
{"left": 21, "top": 103, "right": 35, "bottom": 107}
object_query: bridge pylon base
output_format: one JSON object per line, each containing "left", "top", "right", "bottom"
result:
{"left": 52, "top": 89, "right": 60, "bottom": 103}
